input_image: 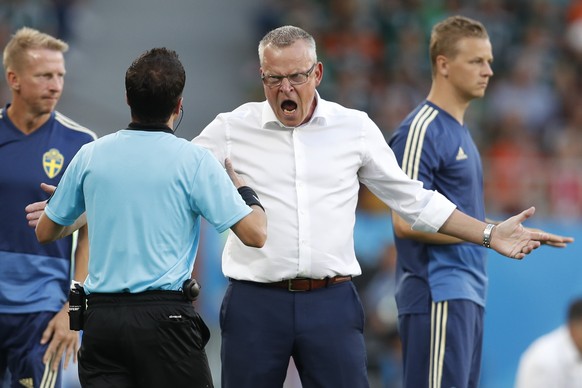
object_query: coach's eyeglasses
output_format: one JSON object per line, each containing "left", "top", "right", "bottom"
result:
{"left": 261, "top": 63, "right": 316, "bottom": 88}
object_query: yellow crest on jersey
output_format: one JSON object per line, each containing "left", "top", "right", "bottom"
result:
{"left": 43, "top": 148, "right": 64, "bottom": 179}
{"left": 18, "top": 378, "right": 34, "bottom": 388}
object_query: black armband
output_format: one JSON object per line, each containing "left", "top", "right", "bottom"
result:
{"left": 238, "top": 186, "right": 264, "bottom": 211}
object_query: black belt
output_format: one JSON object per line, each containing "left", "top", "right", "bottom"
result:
{"left": 231, "top": 275, "right": 352, "bottom": 292}
{"left": 87, "top": 290, "right": 186, "bottom": 305}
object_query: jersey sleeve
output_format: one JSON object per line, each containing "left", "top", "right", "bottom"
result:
{"left": 44, "top": 146, "right": 89, "bottom": 226}
{"left": 190, "top": 150, "right": 251, "bottom": 233}
{"left": 389, "top": 119, "right": 440, "bottom": 189}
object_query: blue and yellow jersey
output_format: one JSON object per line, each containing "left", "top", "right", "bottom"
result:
{"left": 0, "top": 105, "right": 96, "bottom": 313}
{"left": 389, "top": 101, "right": 487, "bottom": 314}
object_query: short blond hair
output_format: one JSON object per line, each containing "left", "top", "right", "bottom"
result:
{"left": 3, "top": 27, "right": 68, "bottom": 71}
{"left": 429, "top": 15, "right": 489, "bottom": 76}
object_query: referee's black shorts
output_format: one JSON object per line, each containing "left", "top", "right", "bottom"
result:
{"left": 78, "top": 291, "right": 213, "bottom": 388}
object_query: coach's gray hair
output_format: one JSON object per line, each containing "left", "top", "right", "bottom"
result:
{"left": 258, "top": 25, "right": 317, "bottom": 65}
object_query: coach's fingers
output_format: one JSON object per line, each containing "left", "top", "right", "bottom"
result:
{"left": 225, "top": 158, "right": 246, "bottom": 188}
{"left": 527, "top": 228, "right": 574, "bottom": 248}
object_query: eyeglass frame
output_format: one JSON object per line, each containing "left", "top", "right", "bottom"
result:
{"left": 261, "top": 63, "right": 317, "bottom": 88}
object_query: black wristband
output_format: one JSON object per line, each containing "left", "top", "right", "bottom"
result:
{"left": 237, "top": 186, "right": 264, "bottom": 211}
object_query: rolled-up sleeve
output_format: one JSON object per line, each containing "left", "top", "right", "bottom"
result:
{"left": 359, "top": 115, "right": 457, "bottom": 233}
{"left": 411, "top": 190, "right": 456, "bottom": 232}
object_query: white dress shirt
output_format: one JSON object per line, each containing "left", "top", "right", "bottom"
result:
{"left": 193, "top": 94, "right": 455, "bottom": 282}
{"left": 515, "top": 325, "right": 582, "bottom": 388}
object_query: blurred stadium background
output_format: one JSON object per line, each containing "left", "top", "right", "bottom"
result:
{"left": 2, "top": 0, "right": 582, "bottom": 387}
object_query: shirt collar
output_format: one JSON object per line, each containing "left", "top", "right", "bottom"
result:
{"left": 127, "top": 121, "right": 174, "bottom": 134}
{"left": 261, "top": 91, "right": 327, "bottom": 130}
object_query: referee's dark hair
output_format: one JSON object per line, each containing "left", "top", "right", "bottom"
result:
{"left": 567, "top": 297, "right": 582, "bottom": 322}
{"left": 125, "top": 47, "right": 185, "bottom": 125}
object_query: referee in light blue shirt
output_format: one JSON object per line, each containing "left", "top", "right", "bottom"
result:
{"left": 35, "top": 47, "right": 267, "bottom": 388}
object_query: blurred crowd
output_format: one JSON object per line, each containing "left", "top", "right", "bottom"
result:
{"left": 2, "top": 0, "right": 580, "bottom": 221}
{"left": 250, "top": 0, "right": 582, "bottom": 221}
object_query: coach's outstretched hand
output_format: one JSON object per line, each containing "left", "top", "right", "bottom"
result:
{"left": 525, "top": 226, "right": 575, "bottom": 248}
{"left": 491, "top": 207, "right": 574, "bottom": 259}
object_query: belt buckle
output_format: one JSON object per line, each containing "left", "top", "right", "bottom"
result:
{"left": 287, "top": 279, "right": 308, "bottom": 292}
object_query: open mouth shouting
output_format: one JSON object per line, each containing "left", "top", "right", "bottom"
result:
{"left": 281, "top": 99, "right": 297, "bottom": 115}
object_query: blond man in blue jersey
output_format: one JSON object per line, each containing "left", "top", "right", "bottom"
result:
{"left": 0, "top": 27, "right": 96, "bottom": 388}
{"left": 389, "top": 15, "right": 573, "bottom": 388}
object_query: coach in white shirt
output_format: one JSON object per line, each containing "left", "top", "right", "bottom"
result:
{"left": 515, "top": 298, "right": 582, "bottom": 388}
{"left": 193, "top": 25, "right": 557, "bottom": 388}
